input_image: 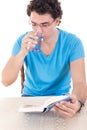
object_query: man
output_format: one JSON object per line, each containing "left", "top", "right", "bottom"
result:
{"left": 2, "top": 0, "right": 87, "bottom": 118}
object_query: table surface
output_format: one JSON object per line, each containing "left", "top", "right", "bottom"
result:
{"left": 0, "top": 97, "right": 87, "bottom": 130}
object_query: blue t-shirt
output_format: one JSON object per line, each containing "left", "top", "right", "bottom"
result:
{"left": 12, "top": 29, "right": 85, "bottom": 96}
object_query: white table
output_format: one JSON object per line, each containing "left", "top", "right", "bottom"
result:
{"left": 0, "top": 97, "right": 87, "bottom": 130}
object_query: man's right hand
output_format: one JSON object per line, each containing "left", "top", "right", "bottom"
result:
{"left": 21, "top": 32, "right": 38, "bottom": 56}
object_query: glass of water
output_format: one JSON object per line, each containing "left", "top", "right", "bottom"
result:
{"left": 32, "top": 32, "right": 43, "bottom": 52}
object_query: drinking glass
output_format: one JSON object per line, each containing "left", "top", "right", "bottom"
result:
{"left": 32, "top": 32, "right": 43, "bottom": 52}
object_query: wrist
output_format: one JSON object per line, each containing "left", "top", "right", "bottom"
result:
{"left": 19, "top": 50, "right": 27, "bottom": 58}
{"left": 77, "top": 100, "right": 84, "bottom": 112}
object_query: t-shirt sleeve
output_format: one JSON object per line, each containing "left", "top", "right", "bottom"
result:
{"left": 11, "top": 33, "right": 27, "bottom": 56}
{"left": 69, "top": 38, "right": 85, "bottom": 62}
{"left": 11, "top": 38, "right": 21, "bottom": 56}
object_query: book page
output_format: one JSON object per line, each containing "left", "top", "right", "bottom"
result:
{"left": 19, "top": 95, "right": 71, "bottom": 113}
{"left": 43, "top": 95, "right": 70, "bottom": 108}
{"left": 19, "top": 104, "right": 44, "bottom": 112}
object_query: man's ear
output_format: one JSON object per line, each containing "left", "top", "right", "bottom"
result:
{"left": 55, "top": 17, "right": 60, "bottom": 25}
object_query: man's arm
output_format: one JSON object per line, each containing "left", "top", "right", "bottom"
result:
{"left": 1, "top": 32, "right": 38, "bottom": 86}
{"left": 1, "top": 51, "right": 25, "bottom": 86}
{"left": 54, "top": 58, "right": 87, "bottom": 118}
{"left": 70, "top": 58, "right": 87, "bottom": 103}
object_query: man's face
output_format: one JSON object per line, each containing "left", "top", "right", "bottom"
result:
{"left": 30, "top": 11, "right": 60, "bottom": 39}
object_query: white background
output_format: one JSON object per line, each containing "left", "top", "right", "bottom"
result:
{"left": 0, "top": 0, "right": 87, "bottom": 97}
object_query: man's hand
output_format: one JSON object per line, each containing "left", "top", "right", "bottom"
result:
{"left": 53, "top": 95, "right": 83, "bottom": 118}
{"left": 21, "top": 32, "right": 38, "bottom": 56}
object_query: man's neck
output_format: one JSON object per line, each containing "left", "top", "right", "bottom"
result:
{"left": 41, "top": 29, "right": 59, "bottom": 55}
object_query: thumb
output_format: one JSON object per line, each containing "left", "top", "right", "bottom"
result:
{"left": 70, "top": 94, "right": 77, "bottom": 103}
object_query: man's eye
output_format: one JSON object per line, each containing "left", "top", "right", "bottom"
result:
{"left": 42, "top": 24, "right": 48, "bottom": 27}
{"left": 32, "top": 23, "right": 37, "bottom": 26}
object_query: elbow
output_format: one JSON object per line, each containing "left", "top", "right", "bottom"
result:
{"left": 1, "top": 79, "right": 10, "bottom": 87}
{"left": 1, "top": 74, "right": 17, "bottom": 87}
{"left": 1, "top": 74, "right": 12, "bottom": 87}
{"left": 1, "top": 71, "right": 10, "bottom": 86}
{"left": 1, "top": 69, "right": 16, "bottom": 86}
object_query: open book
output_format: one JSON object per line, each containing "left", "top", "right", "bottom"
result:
{"left": 19, "top": 95, "right": 71, "bottom": 113}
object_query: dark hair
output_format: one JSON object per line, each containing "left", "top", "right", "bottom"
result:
{"left": 27, "top": 0, "right": 63, "bottom": 24}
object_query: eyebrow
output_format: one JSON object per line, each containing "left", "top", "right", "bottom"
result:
{"left": 31, "top": 21, "right": 49, "bottom": 24}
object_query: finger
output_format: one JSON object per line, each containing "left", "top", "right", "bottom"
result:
{"left": 22, "top": 37, "right": 37, "bottom": 51}
{"left": 60, "top": 101, "right": 75, "bottom": 110}
{"left": 28, "top": 38, "right": 38, "bottom": 45}
{"left": 55, "top": 102, "right": 75, "bottom": 115}
{"left": 26, "top": 41, "right": 36, "bottom": 50}
{"left": 26, "top": 42, "right": 31, "bottom": 50}
{"left": 22, "top": 32, "right": 38, "bottom": 44}
{"left": 27, "top": 32, "right": 38, "bottom": 41}
{"left": 54, "top": 106, "right": 74, "bottom": 118}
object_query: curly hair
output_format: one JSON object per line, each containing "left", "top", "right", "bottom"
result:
{"left": 27, "top": 0, "right": 63, "bottom": 23}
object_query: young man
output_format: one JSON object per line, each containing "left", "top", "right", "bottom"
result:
{"left": 2, "top": 0, "right": 87, "bottom": 118}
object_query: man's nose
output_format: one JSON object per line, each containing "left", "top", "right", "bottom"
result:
{"left": 36, "top": 25, "right": 43, "bottom": 33}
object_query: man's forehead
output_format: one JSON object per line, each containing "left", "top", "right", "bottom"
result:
{"left": 30, "top": 11, "right": 52, "bottom": 21}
